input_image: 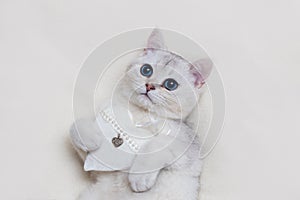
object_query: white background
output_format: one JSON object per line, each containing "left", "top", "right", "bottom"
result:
{"left": 0, "top": 0, "right": 300, "bottom": 199}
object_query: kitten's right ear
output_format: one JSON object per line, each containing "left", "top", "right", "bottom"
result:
{"left": 191, "top": 58, "right": 213, "bottom": 87}
{"left": 146, "top": 28, "right": 166, "bottom": 50}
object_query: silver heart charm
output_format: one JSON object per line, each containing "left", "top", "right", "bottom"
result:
{"left": 112, "top": 134, "right": 123, "bottom": 148}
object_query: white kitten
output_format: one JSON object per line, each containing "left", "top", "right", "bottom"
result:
{"left": 70, "top": 29, "right": 213, "bottom": 200}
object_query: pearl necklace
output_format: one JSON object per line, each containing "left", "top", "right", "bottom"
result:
{"left": 99, "top": 110, "right": 140, "bottom": 152}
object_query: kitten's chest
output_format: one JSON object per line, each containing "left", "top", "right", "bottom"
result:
{"left": 127, "top": 104, "right": 168, "bottom": 133}
{"left": 86, "top": 103, "right": 174, "bottom": 172}
{"left": 99, "top": 103, "right": 169, "bottom": 136}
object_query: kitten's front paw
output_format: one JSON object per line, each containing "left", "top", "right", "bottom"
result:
{"left": 70, "top": 119, "right": 102, "bottom": 152}
{"left": 128, "top": 172, "right": 159, "bottom": 192}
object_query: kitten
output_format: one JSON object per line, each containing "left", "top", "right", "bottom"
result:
{"left": 70, "top": 29, "right": 212, "bottom": 200}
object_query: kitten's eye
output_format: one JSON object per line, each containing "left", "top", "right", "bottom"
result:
{"left": 140, "top": 64, "right": 153, "bottom": 77}
{"left": 163, "top": 78, "right": 178, "bottom": 91}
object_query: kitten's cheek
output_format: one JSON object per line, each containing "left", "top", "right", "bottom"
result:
{"left": 136, "top": 87, "right": 146, "bottom": 94}
{"left": 136, "top": 95, "right": 152, "bottom": 107}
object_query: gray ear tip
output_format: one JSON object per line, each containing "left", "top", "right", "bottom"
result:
{"left": 150, "top": 28, "right": 164, "bottom": 40}
{"left": 147, "top": 28, "right": 166, "bottom": 49}
{"left": 197, "top": 58, "right": 214, "bottom": 69}
{"left": 192, "top": 58, "right": 214, "bottom": 80}
{"left": 152, "top": 27, "right": 161, "bottom": 33}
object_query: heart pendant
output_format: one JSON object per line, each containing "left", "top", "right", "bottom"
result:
{"left": 112, "top": 134, "right": 123, "bottom": 148}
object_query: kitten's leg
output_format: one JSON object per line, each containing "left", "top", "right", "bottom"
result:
{"left": 128, "top": 135, "right": 186, "bottom": 192}
{"left": 151, "top": 170, "right": 201, "bottom": 200}
{"left": 70, "top": 119, "right": 103, "bottom": 153}
{"left": 128, "top": 170, "right": 160, "bottom": 192}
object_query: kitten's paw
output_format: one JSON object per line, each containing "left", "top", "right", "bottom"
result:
{"left": 70, "top": 119, "right": 102, "bottom": 152}
{"left": 128, "top": 172, "right": 159, "bottom": 192}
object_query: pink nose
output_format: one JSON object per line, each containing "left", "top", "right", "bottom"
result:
{"left": 145, "top": 83, "right": 155, "bottom": 92}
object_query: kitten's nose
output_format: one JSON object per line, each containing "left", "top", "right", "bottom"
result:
{"left": 145, "top": 83, "right": 155, "bottom": 92}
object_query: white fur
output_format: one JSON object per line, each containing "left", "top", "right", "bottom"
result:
{"left": 70, "top": 29, "right": 212, "bottom": 200}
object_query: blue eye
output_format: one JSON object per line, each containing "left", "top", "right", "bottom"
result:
{"left": 163, "top": 78, "right": 178, "bottom": 91}
{"left": 140, "top": 64, "right": 153, "bottom": 77}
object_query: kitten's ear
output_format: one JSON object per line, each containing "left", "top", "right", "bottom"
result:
{"left": 147, "top": 28, "right": 166, "bottom": 50}
{"left": 191, "top": 58, "right": 213, "bottom": 87}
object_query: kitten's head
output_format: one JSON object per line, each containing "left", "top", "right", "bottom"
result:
{"left": 121, "top": 29, "right": 213, "bottom": 119}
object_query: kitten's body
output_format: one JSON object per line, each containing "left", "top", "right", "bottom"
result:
{"left": 71, "top": 106, "right": 202, "bottom": 200}
{"left": 71, "top": 102, "right": 203, "bottom": 200}
{"left": 70, "top": 29, "right": 212, "bottom": 200}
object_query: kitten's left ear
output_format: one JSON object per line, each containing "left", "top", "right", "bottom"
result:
{"left": 147, "top": 28, "right": 166, "bottom": 50}
{"left": 191, "top": 58, "right": 213, "bottom": 87}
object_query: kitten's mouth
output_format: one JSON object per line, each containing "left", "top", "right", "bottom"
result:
{"left": 140, "top": 93, "right": 153, "bottom": 103}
